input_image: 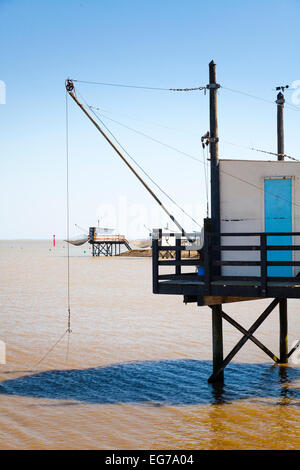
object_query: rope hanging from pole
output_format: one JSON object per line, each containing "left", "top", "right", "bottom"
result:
{"left": 65, "top": 90, "right": 72, "bottom": 360}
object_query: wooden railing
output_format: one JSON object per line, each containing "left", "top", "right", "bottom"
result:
{"left": 208, "top": 231, "right": 300, "bottom": 296}
{"left": 152, "top": 230, "right": 300, "bottom": 296}
{"left": 152, "top": 235, "right": 202, "bottom": 293}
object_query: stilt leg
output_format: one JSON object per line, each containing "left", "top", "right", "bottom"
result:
{"left": 211, "top": 304, "right": 224, "bottom": 382}
{"left": 279, "top": 298, "right": 288, "bottom": 363}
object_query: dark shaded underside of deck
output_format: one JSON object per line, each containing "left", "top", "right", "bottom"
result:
{"left": 158, "top": 277, "right": 300, "bottom": 299}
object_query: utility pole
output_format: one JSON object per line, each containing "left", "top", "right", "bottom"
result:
{"left": 276, "top": 85, "right": 288, "bottom": 362}
{"left": 208, "top": 60, "right": 223, "bottom": 382}
{"left": 209, "top": 60, "right": 220, "bottom": 233}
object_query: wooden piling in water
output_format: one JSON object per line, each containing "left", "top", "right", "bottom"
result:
{"left": 211, "top": 305, "right": 224, "bottom": 383}
{"left": 279, "top": 298, "right": 288, "bottom": 363}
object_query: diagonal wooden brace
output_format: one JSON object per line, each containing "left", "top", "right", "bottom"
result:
{"left": 218, "top": 308, "right": 279, "bottom": 363}
{"left": 288, "top": 339, "right": 300, "bottom": 359}
{"left": 208, "top": 298, "right": 280, "bottom": 382}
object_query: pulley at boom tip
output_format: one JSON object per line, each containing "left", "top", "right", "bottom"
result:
{"left": 65, "top": 78, "right": 75, "bottom": 93}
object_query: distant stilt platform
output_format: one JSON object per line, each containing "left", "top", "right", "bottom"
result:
{"left": 89, "top": 227, "right": 131, "bottom": 256}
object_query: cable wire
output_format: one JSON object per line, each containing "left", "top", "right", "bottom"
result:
{"left": 88, "top": 105, "right": 300, "bottom": 163}
{"left": 34, "top": 330, "right": 69, "bottom": 368}
{"left": 86, "top": 99, "right": 300, "bottom": 211}
{"left": 202, "top": 146, "right": 209, "bottom": 217}
{"left": 222, "top": 85, "right": 300, "bottom": 112}
{"left": 91, "top": 108, "right": 202, "bottom": 165}
{"left": 72, "top": 79, "right": 206, "bottom": 92}
{"left": 72, "top": 84, "right": 300, "bottom": 217}
{"left": 99, "top": 112, "right": 300, "bottom": 211}
{"left": 77, "top": 92, "right": 203, "bottom": 229}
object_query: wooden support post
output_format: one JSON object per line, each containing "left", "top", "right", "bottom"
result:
{"left": 152, "top": 237, "right": 159, "bottom": 294}
{"left": 279, "top": 298, "right": 288, "bottom": 363}
{"left": 175, "top": 237, "right": 181, "bottom": 276}
{"left": 208, "top": 60, "right": 221, "bottom": 277}
{"left": 208, "top": 62, "right": 223, "bottom": 383}
{"left": 211, "top": 304, "right": 224, "bottom": 383}
{"left": 209, "top": 60, "right": 220, "bottom": 235}
{"left": 276, "top": 91, "right": 285, "bottom": 161}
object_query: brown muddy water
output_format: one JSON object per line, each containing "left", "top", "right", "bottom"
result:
{"left": 0, "top": 240, "right": 300, "bottom": 450}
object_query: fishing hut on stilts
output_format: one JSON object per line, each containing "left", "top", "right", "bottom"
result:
{"left": 65, "top": 63, "right": 300, "bottom": 384}
{"left": 152, "top": 61, "right": 300, "bottom": 383}
{"left": 89, "top": 226, "right": 131, "bottom": 256}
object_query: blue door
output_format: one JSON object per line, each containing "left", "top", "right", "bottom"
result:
{"left": 264, "top": 178, "right": 292, "bottom": 277}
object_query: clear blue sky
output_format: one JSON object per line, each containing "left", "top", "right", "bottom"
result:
{"left": 1, "top": 0, "right": 300, "bottom": 239}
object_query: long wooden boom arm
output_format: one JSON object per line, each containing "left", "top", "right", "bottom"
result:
{"left": 65, "top": 79, "right": 188, "bottom": 237}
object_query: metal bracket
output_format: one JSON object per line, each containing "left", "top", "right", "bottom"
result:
{"left": 206, "top": 84, "right": 221, "bottom": 90}
{"left": 201, "top": 132, "right": 219, "bottom": 148}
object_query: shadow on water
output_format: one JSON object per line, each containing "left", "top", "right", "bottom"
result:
{"left": 0, "top": 360, "right": 300, "bottom": 406}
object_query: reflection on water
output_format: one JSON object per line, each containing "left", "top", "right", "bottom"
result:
{"left": 1, "top": 360, "right": 300, "bottom": 407}
{"left": 0, "top": 240, "right": 300, "bottom": 449}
